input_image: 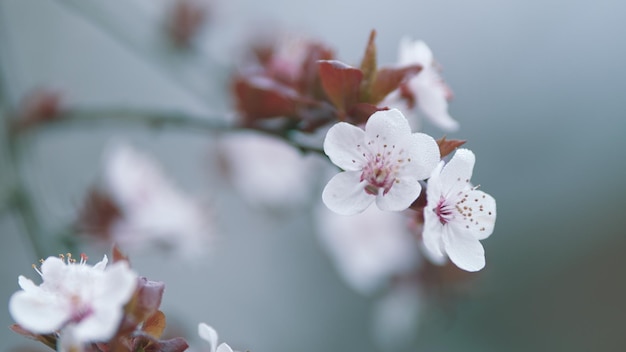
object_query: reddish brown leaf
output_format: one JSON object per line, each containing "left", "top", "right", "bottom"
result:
{"left": 112, "top": 245, "right": 130, "bottom": 265}
{"left": 436, "top": 136, "right": 466, "bottom": 158}
{"left": 167, "top": 0, "right": 209, "bottom": 47}
{"left": 124, "top": 277, "right": 165, "bottom": 327}
{"left": 233, "top": 74, "right": 301, "bottom": 121}
{"left": 346, "top": 103, "right": 387, "bottom": 125}
{"left": 317, "top": 60, "right": 363, "bottom": 113}
{"left": 144, "top": 337, "right": 189, "bottom": 352}
{"left": 12, "top": 89, "right": 63, "bottom": 132}
{"left": 297, "top": 43, "right": 335, "bottom": 98}
{"left": 10, "top": 324, "right": 57, "bottom": 349}
{"left": 368, "top": 64, "right": 422, "bottom": 104}
{"left": 142, "top": 310, "right": 166, "bottom": 339}
{"left": 359, "top": 29, "right": 378, "bottom": 94}
{"left": 77, "top": 188, "right": 121, "bottom": 241}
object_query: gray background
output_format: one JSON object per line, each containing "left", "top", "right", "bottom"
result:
{"left": 1, "top": 0, "right": 625, "bottom": 351}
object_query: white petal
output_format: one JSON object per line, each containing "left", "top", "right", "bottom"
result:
{"left": 93, "top": 255, "right": 108, "bottom": 271}
{"left": 399, "top": 132, "right": 440, "bottom": 180}
{"left": 458, "top": 189, "right": 496, "bottom": 240}
{"left": 439, "top": 149, "right": 475, "bottom": 197}
{"left": 414, "top": 79, "right": 459, "bottom": 132}
{"left": 315, "top": 204, "right": 420, "bottom": 294}
{"left": 421, "top": 210, "right": 446, "bottom": 261}
{"left": 322, "top": 172, "right": 374, "bottom": 215}
{"left": 375, "top": 177, "right": 421, "bottom": 212}
{"left": 73, "top": 303, "right": 122, "bottom": 342}
{"left": 9, "top": 290, "right": 70, "bottom": 333}
{"left": 17, "top": 276, "right": 38, "bottom": 292}
{"left": 198, "top": 322, "right": 219, "bottom": 352}
{"left": 219, "top": 131, "right": 321, "bottom": 208}
{"left": 442, "top": 228, "right": 485, "bottom": 272}
{"left": 40, "top": 256, "right": 67, "bottom": 286}
{"left": 398, "top": 38, "right": 433, "bottom": 67}
{"left": 217, "top": 343, "right": 235, "bottom": 352}
{"left": 364, "top": 109, "right": 412, "bottom": 142}
{"left": 323, "top": 122, "right": 366, "bottom": 171}
{"left": 58, "top": 326, "right": 84, "bottom": 352}
{"left": 372, "top": 284, "right": 422, "bottom": 350}
{"left": 96, "top": 261, "right": 137, "bottom": 305}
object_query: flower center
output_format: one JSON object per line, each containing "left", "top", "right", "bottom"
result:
{"left": 69, "top": 295, "right": 94, "bottom": 323}
{"left": 434, "top": 196, "right": 455, "bottom": 224}
{"left": 361, "top": 153, "right": 398, "bottom": 195}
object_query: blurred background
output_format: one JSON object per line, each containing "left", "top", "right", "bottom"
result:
{"left": 1, "top": 0, "right": 625, "bottom": 351}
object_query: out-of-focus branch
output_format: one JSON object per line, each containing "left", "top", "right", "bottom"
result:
{"left": 53, "top": 0, "right": 227, "bottom": 107}
{"left": 43, "top": 107, "right": 234, "bottom": 134}
{"left": 33, "top": 107, "right": 326, "bottom": 155}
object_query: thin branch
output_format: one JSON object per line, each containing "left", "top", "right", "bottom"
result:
{"left": 52, "top": 0, "right": 225, "bottom": 107}
{"left": 31, "top": 107, "right": 326, "bottom": 155}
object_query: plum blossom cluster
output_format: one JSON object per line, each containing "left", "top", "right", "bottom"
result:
{"left": 317, "top": 108, "right": 495, "bottom": 347}
{"left": 4, "top": 20, "right": 498, "bottom": 351}
{"left": 321, "top": 108, "right": 496, "bottom": 272}
{"left": 78, "top": 143, "right": 215, "bottom": 260}
{"left": 8, "top": 249, "right": 189, "bottom": 352}
{"left": 8, "top": 251, "right": 250, "bottom": 352}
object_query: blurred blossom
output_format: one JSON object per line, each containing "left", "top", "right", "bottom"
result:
{"left": 9, "top": 254, "right": 137, "bottom": 346}
{"left": 103, "top": 142, "right": 214, "bottom": 259}
{"left": 13, "top": 88, "right": 63, "bottom": 131}
{"left": 385, "top": 38, "right": 458, "bottom": 132}
{"left": 217, "top": 131, "right": 324, "bottom": 209}
{"left": 315, "top": 203, "right": 420, "bottom": 295}
{"left": 422, "top": 149, "right": 496, "bottom": 271}
{"left": 322, "top": 109, "right": 439, "bottom": 215}
{"left": 371, "top": 282, "right": 423, "bottom": 351}
{"left": 198, "top": 323, "right": 238, "bottom": 352}
{"left": 166, "top": 0, "right": 211, "bottom": 47}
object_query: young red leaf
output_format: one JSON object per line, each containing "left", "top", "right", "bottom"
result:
{"left": 10, "top": 324, "right": 57, "bottom": 349}
{"left": 142, "top": 310, "right": 167, "bottom": 339}
{"left": 77, "top": 188, "right": 121, "bottom": 242}
{"left": 346, "top": 103, "right": 388, "bottom": 125}
{"left": 436, "top": 136, "right": 466, "bottom": 158}
{"left": 112, "top": 244, "right": 130, "bottom": 265}
{"left": 317, "top": 60, "right": 363, "bottom": 113}
{"left": 233, "top": 75, "right": 301, "bottom": 121}
{"left": 359, "top": 29, "right": 378, "bottom": 94}
{"left": 368, "top": 64, "right": 422, "bottom": 104}
{"left": 124, "top": 277, "right": 165, "bottom": 327}
{"left": 297, "top": 43, "right": 335, "bottom": 98}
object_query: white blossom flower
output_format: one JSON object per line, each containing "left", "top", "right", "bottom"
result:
{"left": 217, "top": 131, "right": 324, "bottom": 209}
{"left": 390, "top": 37, "right": 459, "bottom": 132}
{"left": 198, "top": 323, "right": 238, "bottom": 352}
{"left": 104, "top": 143, "right": 214, "bottom": 259}
{"left": 371, "top": 283, "right": 423, "bottom": 351}
{"left": 422, "top": 148, "right": 496, "bottom": 271}
{"left": 9, "top": 254, "right": 137, "bottom": 345}
{"left": 322, "top": 108, "right": 440, "bottom": 215}
{"left": 316, "top": 203, "right": 420, "bottom": 294}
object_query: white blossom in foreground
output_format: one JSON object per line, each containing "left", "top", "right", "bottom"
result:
{"left": 422, "top": 149, "right": 496, "bottom": 271}
{"left": 316, "top": 203, "right": 420, "bottom": 294}
{"left": 391, "top": 37, "right": 459, "bottom": 132}
{"left": 322, "top": 108, "right": 439, "bottom": 215}
{"left": 218, "top": 131, "right": 324, "bottom": 209}
{"left": 9, "top": 254, "right": 137, "bottom": 345}
{"left": 198, "top": 323, "right": 238, "bottom": 352}
{"left": 104, "top": 143, "right": 214, "bottom": 258}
